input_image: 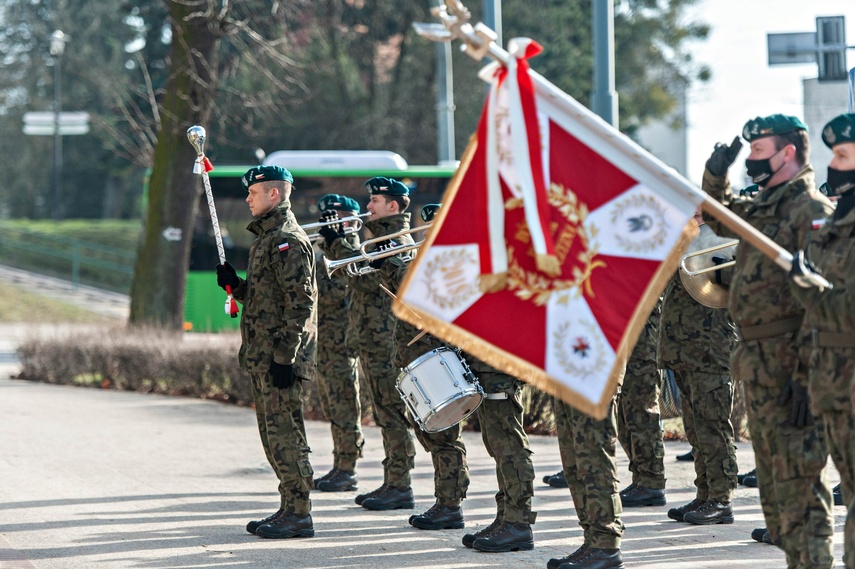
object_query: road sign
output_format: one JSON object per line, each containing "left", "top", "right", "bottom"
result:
{"left": 22, "top": 111, "right": 90, "bottom": 135}
{"left": 767, "top": 32, "right": 817, "bottom": 65}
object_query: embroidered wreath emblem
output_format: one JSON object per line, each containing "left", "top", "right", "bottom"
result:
{"left": 506, "top": 183, "right": 606, "bottom": 306}
{"left": 610, "top": 193, "right": 667, "bottom": 253}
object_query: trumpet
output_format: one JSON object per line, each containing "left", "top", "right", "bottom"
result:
{"left": 302, "top": 212, "right": 370, "bottom": 242}
{"left": 322, "top": 224, "right": 431, "bottom": 277}
{"left": 679, "top": 240, "right": 739, "bottom": 276}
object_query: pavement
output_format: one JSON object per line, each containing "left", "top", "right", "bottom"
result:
{"left": 0, "top": 269, "right": 848, "bottom": 568}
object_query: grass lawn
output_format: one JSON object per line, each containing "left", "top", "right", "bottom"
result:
{"left": 0, "top": 282, "right": 114, "bottom": 324}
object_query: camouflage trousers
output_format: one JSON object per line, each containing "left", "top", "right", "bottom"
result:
{"left": 317, "top": 311, "right": 364, "bottom": 473}
{"left": 617, "top": 357, "right": 666, "bottom": 489}
{"left": 822, "top": 409, "right": 855, "bottom": 568}
{"left": 555, "top": 397, "right": 624, "bottom": 549}
{"left": 250, "top": 370, "right": 314, "bottom": 515}
{"left": 412, "top": 420, "right": 469, "bottom": 506}
{"left": 673, "top": 370, "right": 738, "bottom": 501}
{"left": 477, "top": 372, "right": 536, "bottom": 524}
{"left": 735, "top": 340, "right": 833, "bottom": 569}
{"left": 357, "top": 342, "right": 416, "bottom": 487}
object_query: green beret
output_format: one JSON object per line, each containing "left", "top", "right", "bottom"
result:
{"left": 365, "top": 176, "right": 409, "bottom": 197}
{"left": 242, "top": 165, "right": 293, "bottom": 190}
{"left": 821, "top": 113, "right": 855, "bottom": 148}
{"left": 318, "top": 193, "right": 360, "bottom": 214}
{"left": 741, "top": 114, "right": 807, "bottom": 141}
{"left": 420, "top": 203, "right": 441, "bottom": 223}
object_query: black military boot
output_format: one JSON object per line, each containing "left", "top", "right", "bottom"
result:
{"left": 751, "top": 527, "right": 774, "bottom": 544}
{"left": 675, "top": 451, "right": 694, "bottom": 462}
{"left": 246, "top": 509, "right": 283, "bottom": 534}
{"left": 361, "top": 485, "right": 415, "bottom": 511}
{"left": 472, "top": 520, "right": 534, "bottom": 552}
{"left": 254, "top": 511, "right": 314, "bottom": 539}
{"left": 557, "top": 547, "right": 624, "bottom": 569}
{"left": 355, "top": 484, "right": 387, "bottom": 506}
{"left": 462, "top": 517, "right": 501, "bottom": 548}
{"left": 620, "top": 485, "right": 666, "bottom": 507}
{"left": 683, "top": 500, "right": 734, "bottom": 525}
{"left": 742, "top": 471, "right": 758, "bottom": 488}
{"left": 408, "top": 502, "right": 464, "bottom": 530}
{"left": 543, "top": 469, "right": 563, "bottom": 484}
{"left": 737, "top": 468, "right": 756, "bottom": 485}
{"left": 546, "top": 471, "right": 569, "bottom": 488}
{"left": 313, "top": 468, "right": 337, "bottom": 489}
{"left": 667, "top": 497, "right": 704, "bottom": 522}
{"left": 316, "top": 469, "right": 358, "bottom": 492}
{"left": 548, "top": 544, "right": 589, "bottom": 569}
{"left": 834, "top": 483, "right": 844, "bottom": 506}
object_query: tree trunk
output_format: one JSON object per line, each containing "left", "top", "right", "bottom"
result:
{"left": 129, "top": 1, "right": 223, "bottom": 329}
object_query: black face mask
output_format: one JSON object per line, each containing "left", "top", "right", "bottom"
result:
{"left": 826, "top": 167, "right": 855, "bottom": 196}
{"left": 745, "top": 147, "right": 785, "bottom": 186}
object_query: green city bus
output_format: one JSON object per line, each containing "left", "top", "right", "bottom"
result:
{"left": 186, "top": 151, "right": 457, "bottom": 332}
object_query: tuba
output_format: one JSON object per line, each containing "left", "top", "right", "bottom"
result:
{"left": 678, "top": 224, "right": 737, "bottom": 309}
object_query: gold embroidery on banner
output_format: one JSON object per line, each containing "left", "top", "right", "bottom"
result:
{"left": 421, "top": 248, "right": 481, "bottom": 311}
{"left": 506, "top": 183, "right": 606, "bottom": 306}
{"left": 609, "top": 193, "right": 668, "bottom": 253}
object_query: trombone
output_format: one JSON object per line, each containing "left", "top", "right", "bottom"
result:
{"left": 322, "top": 224, "right": 432, "bottom": 277}
{"left": 679, "top": 240, "right": 739, "bottom": 276}
{"left": 302, "top": 212, "right": 370, "bottom": 242}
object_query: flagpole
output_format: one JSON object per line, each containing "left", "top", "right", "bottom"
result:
{"left": 413, "top": 0, "right": 831, "bottom": 291}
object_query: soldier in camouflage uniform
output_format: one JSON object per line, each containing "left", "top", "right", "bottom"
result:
{"left": 463, "top": 359, "right": 537, "bottom": 553}
{"left": 617, "top": 300, "right": 667, "bottom": 508}
{"left": 312, "top": 194, "right": 364, "bottom": 493}
{"left": 371, "top": 202, "right": 471, "bottom": 531}
{"left": 660, "top": 209, "right": 739, "bottom": 526}
{"left": 215, "top": 165, "right": 318, "bottom": 539}
{"left": 547, "top": 397, "right": 624, "bottom": 569}
{"left": 790, "top": 113, "right": 855, "bottom": 567}
{"left": 318, "top": 177, "right": 416, "bottom": 511}
{"left": 703, "top": 114, "right": 835, "bottom": 568}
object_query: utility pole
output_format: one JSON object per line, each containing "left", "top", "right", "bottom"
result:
{"left": 591, "top": 0, "right": 618, "bottom": 127}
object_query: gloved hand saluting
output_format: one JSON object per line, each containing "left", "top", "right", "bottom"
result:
{"left": 778, "top": 378, "right": 814, "bottom": 428}
{"left": 216, "top": 261, "right": 240, "bottom": 291}
{"left": 705, "top": 136, "right": 743, "bottom": 177}
{"left": 270, "top": 361, "right": 295, "bottom": 389}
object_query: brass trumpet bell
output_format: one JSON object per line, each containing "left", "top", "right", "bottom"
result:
{"left": 678, "top": 224, "right": 738, "bottom": 309}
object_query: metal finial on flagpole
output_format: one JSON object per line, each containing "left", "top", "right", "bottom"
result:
{"left": 187, "top": 124, "right": 239, "bottom": 318}
{"left": 413, "top": 1, "right": 504, "bottom": 65}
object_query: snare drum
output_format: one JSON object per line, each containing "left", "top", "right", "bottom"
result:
{"left": 397, "top": 347, "right": 484, "bottom": 433}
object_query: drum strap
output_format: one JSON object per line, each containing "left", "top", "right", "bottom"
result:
{"left": 484, "top": 392, "right": 509, "bottom": 400}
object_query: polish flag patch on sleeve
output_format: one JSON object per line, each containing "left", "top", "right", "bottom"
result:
{"left": 812, "top": 219, "right": 827, "bottom": 230}
{"left": 278, "top": 241, "right": 290, "bottom": 260}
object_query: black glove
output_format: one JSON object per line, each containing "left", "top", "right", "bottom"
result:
{"left": 317, "top": 214, "right": 345, "bottom": 246}
{"left": 270, "top": 361, "right": 295, "bottom": 389}
{"left": 216, "top": 261, "right": 240, "bottom": 291}
{"left": 711, "top": 256, "right": 729, "bottom": 285}
{"left": 778, "top": 379, "right": 814, "bottom": 428}
{"left": 368, "top": 239, "right": 393, "bottom": 270}
{"left": 788, "top": 250, "right": 823, "bottom": 289}
{"left": 705, "top": 136, "right": 743, "bottom": 177}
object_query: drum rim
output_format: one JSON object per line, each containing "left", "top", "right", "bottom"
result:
{"left": 419, "top": 390, "right": 484, "bottom": 432}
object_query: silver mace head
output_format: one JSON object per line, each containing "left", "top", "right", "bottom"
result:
{"left": 187, "top": 125, "right": 207, "bottom": 156}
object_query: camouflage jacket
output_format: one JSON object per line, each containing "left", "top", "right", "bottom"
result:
{"left": 379, "top": 251, "right": 444, "bottom": 368}
{"left": 232, "top": 200, "right": 317, "bottom": 379}
{"left": 320, "top": 213, "right": 413, "bottom": 350}
{"left": 793, "top": 204, "right": 855, "bottom": 412}
{"left": 658, "top": 272, "right": 736, "bottom": 373}
{"left": 702, "top": 165, "right": 834, "bottom": 330}
{"left": 629, "top": 298, "right": 662, "bottom": 366}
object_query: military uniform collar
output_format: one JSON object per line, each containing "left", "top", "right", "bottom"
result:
{"left": 753, "top": 165, "right": 814, "bottom": 214}
{"left": 365, "top": 212, "right": 411, "bottom": 236}
{"left": 828, "top": 199, "right": 855, "bottom": 237}
{"left": 247, "top": 199, "right": 293, "bottom": 235}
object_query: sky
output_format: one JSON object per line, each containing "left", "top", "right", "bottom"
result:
{"left": 684, "top": 0, "right": 854, "bottom": 182}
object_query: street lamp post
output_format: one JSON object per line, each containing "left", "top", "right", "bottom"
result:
{"left": 50, "top": 30, "right": 66, "bottom": 220}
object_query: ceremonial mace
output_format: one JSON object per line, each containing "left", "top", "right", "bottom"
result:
{"left": 187, "top": 125, "right": 239, "bottom": 318}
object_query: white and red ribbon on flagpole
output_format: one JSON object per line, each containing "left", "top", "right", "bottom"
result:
{"left": 482, "top": 38, "right": 560, "bottom": 282}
